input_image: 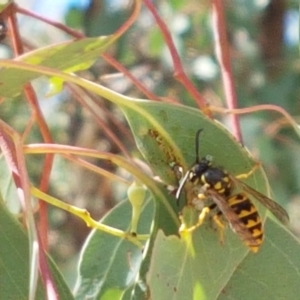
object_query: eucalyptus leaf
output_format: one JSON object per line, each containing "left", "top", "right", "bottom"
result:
{"left": 74, "top": 196, "right": 154, "bottom": 300}
{"left": 217, "top": 219, "right": 300, "bottom": 300}
{"left": 0, "top": 197, "right": 74, "bottom": 300}
{"left": 115, "top": 101, "right": 297, "bottom": 299}
{"left": 147, "top": 217, "right": 299, "bottom": 300}
{"left": 0, "top": 36, "right": 113, "bottom": 97}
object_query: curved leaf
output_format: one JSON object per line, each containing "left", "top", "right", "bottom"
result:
{"left": 0, "top": 197, "right": 74, "bottom": 300}
{"left": 120, "top": 101, "right": 263, "bottom": 184}
{"left": 218, "top": 218, "right": 300, "bottom": 299}
{"left": 74, "top": 196, "right": 154, "bottom": 300}
{"left": 119, "top": 101, "right": 269, "bottom": 230}
{"left": 147, "top": 218, "right": 300, "bottom": 300}
{"left": 116, "top": 101, "right": 297, "bottom": 299}
{"left": 0, "top": 36, "right": 113, "bottom": 98}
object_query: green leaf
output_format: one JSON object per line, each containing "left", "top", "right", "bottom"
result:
{"left": 147, "top": 218, "right": 300, "bottom": 300}
{"left": 120, "top": 102, "right": 261, "bottom": 186}
{"left": 0, "top": 197, "right": 74, "bottom": 300}
{"left": 0, "top": 36, "right": 113, "bottom": 98}
{"left": 74, "top": 196, "right": 154, "bottom": 300}
{"left": 218, "top": 218, "right": 300, "bottom": 299}
{"left": 115, "top": 101, "right": 298, "bottom": 298}
{"left": 0, "top": 154, "right": 20, "bottom": 214}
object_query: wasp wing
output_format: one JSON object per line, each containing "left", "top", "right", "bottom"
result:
{"left": 230, "top": 176, "right": 289, "bottom": 225}
{"left": 206, "top": 189, "right": 260, "bottom": 248}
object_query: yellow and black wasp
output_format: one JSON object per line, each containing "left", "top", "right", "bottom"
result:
{"left": 176, "top": 129, "right": 289, "bottom": 252}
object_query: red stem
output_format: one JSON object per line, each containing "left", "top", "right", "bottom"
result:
{"left": 7, "top": 3, "right": 54, "bottom": 249}
{"left": 143, "top": 0, "right": 210, "bottom": 114}
{"left": 16, "top": 5, "right": 83, "bottom": 38}
{"left": 67, "top": 83, "right": 133, "bottom": 158}
{"left": 6, "top": 4, "right": 58, "bottom": 298}
{"left": 211, "top": 0, "right": 242, "bottom": 142}
{"left": 102, "top": 53, "right": 160, "bottom": 101}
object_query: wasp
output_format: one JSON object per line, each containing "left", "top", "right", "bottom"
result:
{"left": 176, "top": 129, "right": 289, "bottom": 252}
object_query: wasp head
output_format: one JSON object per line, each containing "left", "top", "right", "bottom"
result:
{"left": 175, "top": 130, "right": 210, "bottom": 203}
{"left": 190, "top": 156, "right": 212, "bottom": 182}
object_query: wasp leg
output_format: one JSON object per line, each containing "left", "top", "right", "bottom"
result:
{"left": 212, "top": 213, "right": 225, "bottom": 245}
{"left": 235, "top": 162, "right": 261, "bottom": 180}
{"left": 179, "top": 206, "right": 211, "bottom": 234}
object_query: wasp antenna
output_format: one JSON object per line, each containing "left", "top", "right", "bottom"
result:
{"left": 195, "top": 129, "right": 203, "bottom": 163}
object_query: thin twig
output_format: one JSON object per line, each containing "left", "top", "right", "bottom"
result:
{"left": 211, "top": 0, "right": 242, "bottom": 142}
{"left": 143, "top": 0, "right": 210, "bottom": 114}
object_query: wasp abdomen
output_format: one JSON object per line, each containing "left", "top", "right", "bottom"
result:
{"left": 228, "top": 194, "right": 263, "bottom": 251}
